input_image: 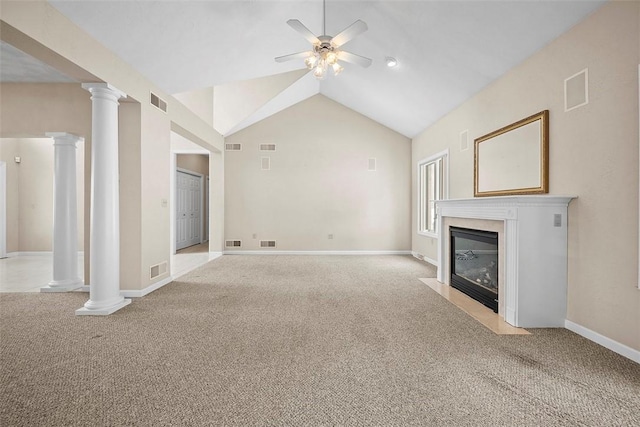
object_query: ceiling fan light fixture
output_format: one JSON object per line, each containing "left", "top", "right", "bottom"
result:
{"left": 305, "top": 55, "right": 318, "bottom": 69}
{"left": 385, "top": 57, "right": 398, "bottom": 68}
{"left": 276, "top": 0, "right": 371, "bottom": 79}
{"left": 313, "top": 64, "right": 327, "bottom": 80}
{"left": 326, "top": 51, "right": 338, "bottom": 65}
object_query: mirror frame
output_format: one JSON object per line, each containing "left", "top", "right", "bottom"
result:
{"left": 474, "top": 110, "right": 549, "bottom": 197}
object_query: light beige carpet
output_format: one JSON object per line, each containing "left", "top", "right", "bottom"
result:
{"left": 1, "top": 255, "right": 639, "bottom": 426}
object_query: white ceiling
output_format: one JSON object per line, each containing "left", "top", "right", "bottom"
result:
{"left": 36, "top": 1, "right": 607, "bottom": 137}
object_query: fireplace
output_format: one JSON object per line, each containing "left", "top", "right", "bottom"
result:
{"left": 450, "top": 227, "right": 499, "bottom": 312}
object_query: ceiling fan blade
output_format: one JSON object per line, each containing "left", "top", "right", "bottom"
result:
{"left": 331, "top": 20, "right": 368, "bottom": 47}
{"left": 287, "top": 19, "right": 320, "bottom": 44}
{"left": 275, "top": 51, "right": 313, "bottom": 63}
{"left": 337, "top": 50, "right": 372, "bottom": 68}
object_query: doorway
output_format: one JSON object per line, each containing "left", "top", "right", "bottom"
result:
{"left": 175, "top": 169, "right": 202, "bottom": 251}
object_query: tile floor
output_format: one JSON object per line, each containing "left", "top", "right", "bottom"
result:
{"left": 419, "top": 277, "right": 530, "bottom": 335}
{"left": 0, "top": 242, "right": 219, "bottom": 293}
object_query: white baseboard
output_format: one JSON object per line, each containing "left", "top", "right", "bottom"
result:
{"left": 223, "top": 250, "right": 412, "bottom": 255}
{"left": 411, "top": 251, "right": 439, "bottom": 268}
{"left": 565, "top": 319, "right": 640, "bottom": 364}
{"left": 120, "top": 275, "right": 174, "bottom": 298}
{"left": 7, "top": 251, "right": 85, "bottom": 257}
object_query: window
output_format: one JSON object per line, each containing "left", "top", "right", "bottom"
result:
{"left": 418, "top": 150, "right": 448, "bottom": 236}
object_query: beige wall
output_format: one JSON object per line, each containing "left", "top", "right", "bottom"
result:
{"left": 177, "top": 154, "right": 209, "bottom": 177}
{"left": 412, "top": 1, "right": 640, "bottom": 351}
{"left": 138, "top": 106, "right": 172, "bottom": 289}
{"left": 119, "top": 102, "right": 142, "bottom": 290}
{"left": 225, "top": 94, "right": 411, "bottom": 251}
{"left": 0, "top": 138, "right": 84, "bottom": 253}
{"left": 174, "top": 87, "right": 214, "bottom": 127}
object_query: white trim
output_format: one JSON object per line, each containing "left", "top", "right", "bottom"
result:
{"left": 417, "top": 149, "right": 449, "bottom": 236}
{"left": 412, "top": 251, "right": 439, "bottom": 267}
{"left": 0, "top": 161, "right": 6, "bottom": 259}
{"left": 223, "top": 250, "right": 412, "bottom": 256}
{"left": 120, "top": 275, "right": 174, "bottom": 298}
{"left": 176, "top": 167, "right": 205, "bottom": 250}
{"left": 170, "top": 153, "right": 177, "bottom": 255}
{"left": 417, "top": 230, "right": 438, "bottom": 238}
{"left": 565, "top": 320, "right": 640, "bottom": 365}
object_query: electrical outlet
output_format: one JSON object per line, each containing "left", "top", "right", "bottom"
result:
{"left": 328, "top": 234, "right": 334, "bottom": 240}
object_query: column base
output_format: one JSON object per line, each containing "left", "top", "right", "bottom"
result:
{"left": 76, "top": 298, "right": 131, "bottom": 316}
{"left": 41, "top": 279, "right": 83, "bottom": 293}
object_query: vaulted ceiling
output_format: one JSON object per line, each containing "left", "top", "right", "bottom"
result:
{"left": 4, "top": 1, "right": 606, "bottom": 138}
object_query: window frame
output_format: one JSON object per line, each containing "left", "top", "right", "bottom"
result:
{"left": 417, "top": 149, "right": 449, "bottom": 238}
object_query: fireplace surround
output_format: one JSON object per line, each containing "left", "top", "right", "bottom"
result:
{"left": 436, "top": 196, "right": 575, "bottom": 327}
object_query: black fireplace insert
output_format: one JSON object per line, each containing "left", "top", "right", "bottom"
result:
{"left": 450, "top": 227, "right": 499, "bottom": 312}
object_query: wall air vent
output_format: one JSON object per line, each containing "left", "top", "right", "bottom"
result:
{"left": 149, "top": 261, "right": 168, "bottom": 279}
{"left": 225, "top": 240, "right": 242, "bottom": 248}
{"left": 368, "top": 158, "right": 377, "bottom": 171}
{"left": 460, "top": 130, "right": 469, "bottom": 151}
{"left": 565, "top": 68, "right": 589, "bottom": 112}
{"left": 150, "top": 92, "right": 167, "bottom": 113}
{"left": 225, "top": 143, "right": 242, "bottom": 151}
{"left": 260, "top": 144, "right": 277, "bottom": 151}
{"left": 261, "top": 157, "right": 271, "bottom": 170}
{"left": 260, "top": 240, "right": 277, "bottom": 248}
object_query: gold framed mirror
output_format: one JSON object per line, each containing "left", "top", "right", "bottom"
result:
{"left": 474, "top": 110, "right": 549, "bottom": 197}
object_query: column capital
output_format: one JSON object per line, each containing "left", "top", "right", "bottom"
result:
{"left": 46, "top": 132, "right": 84, "bottom": 147}
{"left": 81, "top": 83, "right": 126, "bottom": 100}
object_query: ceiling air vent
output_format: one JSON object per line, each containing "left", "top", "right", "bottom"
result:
{"left": 225, "top": 143, "right": 242, "bottom": 151}
{"left": 150, "top": 92, "right": 167, "bottom": 113}
{"left": 260, "top": 240, "right": 276, "bottom": 248}
{"left": 260, "top": 143, "right": 276, "bottom": 151}
{"left": 225, "top": 240, "right": 242, "bottom": 248}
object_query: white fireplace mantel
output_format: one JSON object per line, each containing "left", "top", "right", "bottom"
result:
{"left": 436, "top": 195, "right": 576, "bottom": 328}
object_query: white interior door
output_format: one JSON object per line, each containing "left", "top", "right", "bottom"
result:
{"left": 176, "top": 170, "right": 201, "bottom": 251}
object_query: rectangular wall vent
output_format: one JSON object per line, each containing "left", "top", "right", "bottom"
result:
{"left": 260, "top": 240, "right": 277, "bottom": 248}
{"left": 260, "top": 144, "right": 276, "bottom": 151}
{"left": 460, "top": 130, "right": 469, "bottom": 151}
{"left": 225, "top": 240, "right": 242, "bottom": 248}
{"left": 368, "top": 158, "right": 377, "bottom": 171}
{"left": 150, "top": 92, "right": 167, "bottom": 113}
{"left": 564, "top": 68, "right": 589, "bottom": 112}
{"left": 261, "top": 157, "right": 271, "bottom": 170}
{"left": 225, "top": 143, "right": 242, "bottom": 151}
{"left": 149, "top": 261, "right": 168, "bottom": 279}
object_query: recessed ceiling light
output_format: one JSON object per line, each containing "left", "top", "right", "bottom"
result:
{"left": 385, "top": 57, "right": 398, "bottom": 68}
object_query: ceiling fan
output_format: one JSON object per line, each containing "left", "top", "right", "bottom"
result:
{"left": 275, "top": 0, "right": 372, "bottom": 80}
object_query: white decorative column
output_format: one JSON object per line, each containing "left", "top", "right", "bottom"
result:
{"left": 77, "top": 83, "right": 131, "bottom": 315}
{"left": 41, "top": 133, "right": 83, "bottom": 292}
